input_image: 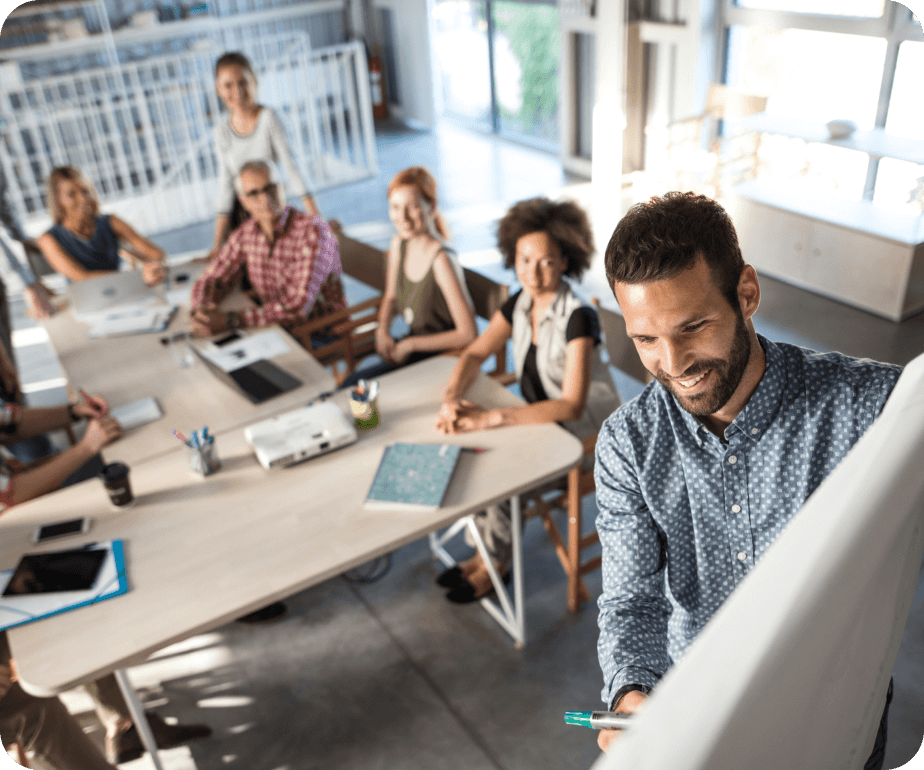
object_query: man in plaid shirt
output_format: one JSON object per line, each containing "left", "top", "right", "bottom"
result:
{"left": 190, "top": 160, "right": 345, "bottom": 337}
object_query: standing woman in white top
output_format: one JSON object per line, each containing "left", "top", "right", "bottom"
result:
{"left": 208, "top": 52, "right": 319, "bottom": 258}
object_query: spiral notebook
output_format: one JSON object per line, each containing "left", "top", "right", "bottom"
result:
{"left": 364, "top": 443, "right": 462, "bottom": 511}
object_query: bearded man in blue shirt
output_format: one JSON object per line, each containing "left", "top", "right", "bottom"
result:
{"left": 594, "top": 191, "right": 902, "bottom": 768}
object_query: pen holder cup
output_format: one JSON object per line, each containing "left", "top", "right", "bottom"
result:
{"left": 349, "top": 397, "right": 380, "bottom": 429}
{"left": 187, "top": 441, "right": 221, "bottom": 476}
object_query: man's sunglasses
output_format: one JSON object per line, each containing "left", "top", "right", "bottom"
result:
{"left": 242, "top": 183, "right": 278, "bottom": 199}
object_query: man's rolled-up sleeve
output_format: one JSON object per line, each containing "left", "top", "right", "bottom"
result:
{"left": 595, "top": 413, "right": 672, "bottom": 707}
{"left": 190, "top": 237, "right": 245, "bottom": 312}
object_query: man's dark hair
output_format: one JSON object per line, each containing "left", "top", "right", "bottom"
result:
{"left": 497, "top": 197, "right": 594, "bottom": 280}
{"left": 604, "top": 192, "right": 745, "bottom": 308}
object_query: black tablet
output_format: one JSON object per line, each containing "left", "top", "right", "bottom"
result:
{"left": 2, "top": 548, "right": 107, "bottom": 597}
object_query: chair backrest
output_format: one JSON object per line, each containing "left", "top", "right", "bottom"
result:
{"left": 463, "top": 267, "right": 509, "bottom": 322}
{"left": 594, "top": 302, "right": 651, "bottom": 384}
{"left": 334, "top": 231, "right": 387, "bottom": 293}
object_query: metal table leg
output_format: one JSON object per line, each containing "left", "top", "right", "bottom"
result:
{"left": 114, "top": 668, "right": 164, "bottom": 770}
{"left": 430, "top": 496, "right": 526, "bottom": 647}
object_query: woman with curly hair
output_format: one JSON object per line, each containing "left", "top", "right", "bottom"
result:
{"left": 434, "top": 197, "right": 620, "bottom": 603}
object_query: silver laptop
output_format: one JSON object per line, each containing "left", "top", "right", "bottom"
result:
{"left": 68, "top": 271, "right": 152, "bottom": 317}
{"left": 243, "top": 401, "right": 358, "bottom": 470}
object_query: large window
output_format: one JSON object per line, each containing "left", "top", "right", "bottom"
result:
{"left": 432, "top": 0, "right": 559, "bottom": 149}
{"left": 723, "top": 2, "right": 923, "bottom": 208}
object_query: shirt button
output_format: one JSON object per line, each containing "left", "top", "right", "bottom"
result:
{"left": 751, "top": 428, "right": 759, "bottom": 435}
{"left": 728, "top": 455, "right": 737, "bottom": 464}
{"left": 737, "top": 551, "right": 747, "bottom": 561}
{"left": 731, "top": 504, "right": 741, "bottom": 513}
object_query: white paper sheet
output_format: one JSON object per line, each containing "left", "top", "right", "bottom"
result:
{"left": 110, "top": 397, "right": 164, "bottom": 430}
{"left": 200, "top": 330, "right": 292, "bottom": 372}
{"left": 87, "top": 305, "right": 176, "bottom": 337}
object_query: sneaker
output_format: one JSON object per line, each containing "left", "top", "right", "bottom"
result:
{"left": 234, "top": 601, "right": 288, "bottom": 624}
{"left": 106, "top": 712, "right": 212, "bottom": 764}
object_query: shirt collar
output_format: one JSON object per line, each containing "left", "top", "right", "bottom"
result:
{"left": 672, "top": 334, "right": 786, "bottom": 445}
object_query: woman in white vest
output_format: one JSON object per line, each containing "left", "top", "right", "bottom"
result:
{"left": 435, "top": 197, "right": 621, "bottom": 603}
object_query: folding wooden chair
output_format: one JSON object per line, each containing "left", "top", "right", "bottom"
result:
{"left": 521, "top": 435, "right": 599, "bottom": 613}
{"left": 286, "top": 230, "right": 387, "bottom": 385}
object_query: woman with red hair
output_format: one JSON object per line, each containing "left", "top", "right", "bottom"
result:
{"left": 344, "top": 166, "right": 476, "bottom": 386}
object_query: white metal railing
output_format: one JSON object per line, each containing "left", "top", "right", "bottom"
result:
{"left": 0, "top": 33, "right": 377, "bottom": 236}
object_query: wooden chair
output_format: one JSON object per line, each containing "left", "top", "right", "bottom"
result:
{"left": 460, "top": 267, "right": 511, "bottom": 382}
{"left": 649, "top": 83, "right": 768, "bottom": 198}
{"left": 521, "top": 302, "right": 649, "bottom": 613}
{"left": 592, "top": 299, "right": 652, "bottom": 384}
{"left": 522, "top": 434, "right": 599, "bottom": 613}
{"left": 286, "top": 230, "right": 387, "bottom": 386}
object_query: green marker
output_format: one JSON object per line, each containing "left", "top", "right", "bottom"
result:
{"left": 564, "top": 711, "right": 633, "bottom": 730}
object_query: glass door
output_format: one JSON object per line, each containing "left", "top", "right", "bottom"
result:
{"left": 433, "top": 0, "right": 559, "bottom": 149}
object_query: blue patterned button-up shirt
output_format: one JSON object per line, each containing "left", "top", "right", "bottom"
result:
{"left": 595, "top": 335, "right": 902, "bottom": 706}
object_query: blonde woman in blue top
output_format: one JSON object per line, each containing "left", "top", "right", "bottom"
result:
{"left": 36, "top": 166, "right": 166, "bottom": 284}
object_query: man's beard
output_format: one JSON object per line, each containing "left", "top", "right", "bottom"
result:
{"left": 656, "top": 311, "right": 752, "bottom": 417}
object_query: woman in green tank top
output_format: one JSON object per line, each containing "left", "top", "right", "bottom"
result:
{"left": 344, "top": 167, "right": 476, "bottom": 387}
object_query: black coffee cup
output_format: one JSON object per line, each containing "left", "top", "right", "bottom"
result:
{"left": 100, "top": 462, "right": 134, "bottom": 508}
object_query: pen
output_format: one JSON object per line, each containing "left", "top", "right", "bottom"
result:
{"left": 564, "top": 711, "right": 633, "bottom": 730}
{"left": 80, "top": 389, "right": 103, "bottom": 414}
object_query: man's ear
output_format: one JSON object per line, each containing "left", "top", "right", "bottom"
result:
{"left": 737, "top": 265, "right": 760, "bottom": 320}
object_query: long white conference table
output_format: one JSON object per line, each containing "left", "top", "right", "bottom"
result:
{"left": 2, "top": 356, "right": 582, "bottom": 767}
{"left": 40, "top": 267, "right": 337, "bottom": 467}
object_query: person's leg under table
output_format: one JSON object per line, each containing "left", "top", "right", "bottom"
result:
{"left": 0, "top": 683, "right": 116, "bottom": 770}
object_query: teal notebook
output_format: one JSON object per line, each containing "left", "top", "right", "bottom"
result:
{"left": 0, "top": 540, "right": 128, "bottom": 632}
{"left": 365, "top": 443, "right": 463, "bottom": 511}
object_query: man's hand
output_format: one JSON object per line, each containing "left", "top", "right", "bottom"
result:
{"left": 141, "top": 261, "right": 167, "bottom": 286}
{"left": 598, "top": 691, "right": 648, "bottom": 753}
{"left": 190, "top": 306, "right": 230, "bottom": 337}
{"left": 24, "top": 282, "right": 56, "bottom": 319}
{"left": 80, "top": 416, "right": 122, "bottom": 453}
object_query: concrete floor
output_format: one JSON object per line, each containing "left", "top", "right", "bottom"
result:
{"left": 6, "top": 120, "right": 924, "bottom": 769}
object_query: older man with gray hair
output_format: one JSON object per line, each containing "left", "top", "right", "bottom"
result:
{"left": 190, "top": 160, "right": 345, "bottom": 338}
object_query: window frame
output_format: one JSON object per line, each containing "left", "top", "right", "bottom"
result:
{"left": 722, "top": 0, "right": 921, "bottom": 199}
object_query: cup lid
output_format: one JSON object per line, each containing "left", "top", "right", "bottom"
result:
{"left": 100, "top": 462, "right": 130, "bottom": 481}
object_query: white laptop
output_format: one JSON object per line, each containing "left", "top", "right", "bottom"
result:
{"left": 68, "top": 271, "right": 153, "bottom": 318}
{"left": 243, "top": 401, "right": 358, "bottom": 470}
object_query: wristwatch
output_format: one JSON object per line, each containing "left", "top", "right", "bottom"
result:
{"left": 611, "top": 683, "right": 652, "bottom": 710}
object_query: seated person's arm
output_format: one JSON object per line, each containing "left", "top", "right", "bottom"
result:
{"left": 439, "top": 332, "right": 593, "bottom": 433}
{"left": 189, "top": 239, "right": 246, "bottom": 337}
{"left": 109, "top": 215, "right": 166, "bottom": 285}
{"left": 302, "top": 194, "right": 319, "bottom": 217}
{"left": 5, "top": 396, "right": 108, "bottom": 442}
{"left": 35, "top": 233, "right": 113, "bottom": 283}
{"left": 3, "top": 417, "right": 121, "bottom": 508}
{"left": 390, "top": 252, "right": 478, "bottom": 364}
{"left": 435, "top": 310, "right": 511, "bottom": 432}
{"left": 375, "top": 236, "right": 403, "bottom": 363}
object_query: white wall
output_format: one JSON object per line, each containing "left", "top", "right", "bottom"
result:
{"left": 372, "top": 0, "right": 437, "bottom": 127}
